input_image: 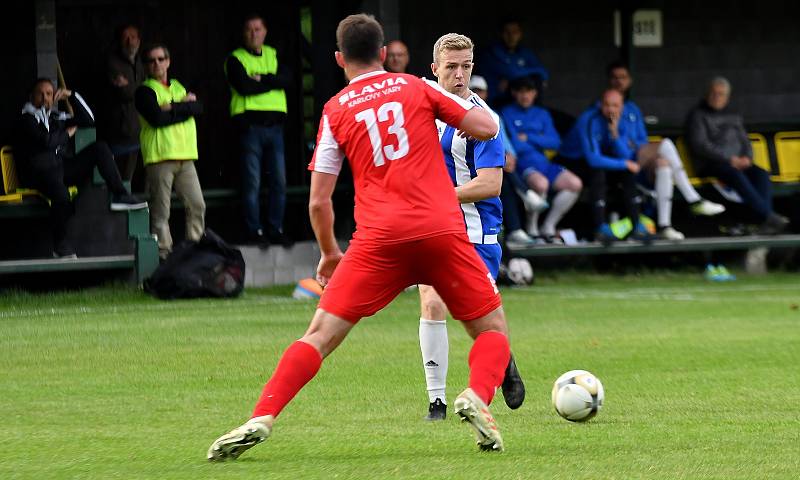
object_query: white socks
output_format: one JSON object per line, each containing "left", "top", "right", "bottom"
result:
{"left": 658, "top": 139, "right": 701, "bottom": 204}
{"left": 419, "top": 318, "right": 448, "bottom": 403}
{"left": 541, "top": 190, "right": 579, "bottom": 236}
{"left": 526, "top": 210, "right": 541, "bottom": 236}
{"left": 655, "top": 166, "right": 673, "bottom": 228}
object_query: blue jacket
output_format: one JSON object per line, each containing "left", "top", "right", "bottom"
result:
{"left": 499, "top": 118, "right": 517, "bottom": 157}
{"left": 559, "top": 105, "right": 635, "bottom": 171}
{"left": 479, "top": 42, "right": 549, "bottom": 102}
{"left": 621, "top": 100, "right": 649, "bottom": 151}
{"left": 501, "top": 103, "right": 560, "bottom": 164}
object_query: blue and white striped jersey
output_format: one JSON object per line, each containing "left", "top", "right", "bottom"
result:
{"left": 436, "top": 93, "right": 505, "bottom": 244}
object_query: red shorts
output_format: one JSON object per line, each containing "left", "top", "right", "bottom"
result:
{"left": 318, "top": 233, "right": 501, "bottom": 323}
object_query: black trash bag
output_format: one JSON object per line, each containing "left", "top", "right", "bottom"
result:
{"left": 144, "top": 229, "right": 245, "bottom": 299}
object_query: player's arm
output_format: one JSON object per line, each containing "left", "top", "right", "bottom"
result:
{"left": 457, "top": 108, "right": 497, "bottom": 141}
{"left": 424, "top": 79, "right": 498, "bottom": 140}
{"left": 455, "top": 167, "right": 502, "bottom": 203}
{"left": 309, "top": 171, "right": 343, "bottom": 286}
{"left": 308, "top": 110, "right": 345, "bottom": 285}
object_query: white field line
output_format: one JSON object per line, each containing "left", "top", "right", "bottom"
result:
{"left": 507, "top": 283, "right": 800, "bottom": 302}
{"left": 0, "top": 294, "right": 306, "bottom": 320}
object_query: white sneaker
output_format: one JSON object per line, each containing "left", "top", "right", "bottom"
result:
{"left": 522, "top": 190, "right": 549, "bottom": 213}
{"left": 207, "top": 416, "right": 273, "bottom": 461}
{"left": 658, "top": 226, "right": 685, "bottom": 241}
{"left": 454, "top": 388, "right": 504, "bottom": 452}
{"left": 505, "top": 229, "right": 537, "bottom": 249}
{"left": 691, "top": 199, "right": 725, "bottom": 216}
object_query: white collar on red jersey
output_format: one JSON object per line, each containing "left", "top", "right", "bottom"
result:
{"left": 349, "top": 70, "right": 387, "bottom": 84}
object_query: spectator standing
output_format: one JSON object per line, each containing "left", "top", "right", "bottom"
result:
{"left": 559, "top": 89, "right": 651, "bottom": 244}
{"left": 479, "top": 18, "right": 549, "bottom": 106}
{"left": 501, "top": 77, "right": 581, "bottom": 243}
{"left": 685, "top": 77, "right": 789, "bottom": 234}
{"left": 385, "top": 40, "right": 410, "bottom": 73}
{"left": 16, "top": 78, "right": 146, "bottom": 258}
{"left": 224, "top": 14, "right": 293, "bottom": 248}
{"left": 606, "top": 62, "right": 724, "bottom": 240}
{"left": 102, "top": 24, "right": 146, "bottom": 182}
{"left": 135, "top": 44, "right": 205, "bottom": 259}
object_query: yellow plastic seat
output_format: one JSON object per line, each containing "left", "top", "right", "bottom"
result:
{"left": 747, "top": 133, "right": 773, "bottom": 177}
{"left": 774, "top": 131, "right": 800, "bottom": 182}
{"left": 1, "top": 146, "right": 77, "bottom": 204}
{"left": 0, "top": 146, "right": 40, "bottom": 203}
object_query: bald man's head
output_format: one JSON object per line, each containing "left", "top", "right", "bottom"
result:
{"left": 600, "top": 88, "right": 624, "bottom": 121}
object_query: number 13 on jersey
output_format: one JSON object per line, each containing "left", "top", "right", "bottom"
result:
{"left": 354, "top": 101, "right": 409, "bottom": 166}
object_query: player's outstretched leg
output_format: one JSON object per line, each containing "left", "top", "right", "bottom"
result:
{"left": 454, "top": 388, "right": 504, "bottom": 452}
{"left": 208, "top": 310, "right": 352, "bottom": 462}
{"left": 208, "top": 415, "right": 273, "bottom": 461}
{"left": 456, "top": 328, "right": 509, "bottom": 452}
{"left": 501, "top": 354, "right": 526, "bottom": 409}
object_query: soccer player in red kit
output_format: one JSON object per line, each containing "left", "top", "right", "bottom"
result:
{"left": 208, "top": 14, "right": 511, "bottom": 460}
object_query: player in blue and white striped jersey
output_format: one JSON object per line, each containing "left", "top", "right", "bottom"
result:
{"left": 418, "top": 33, "right": 525, "bottom": 422}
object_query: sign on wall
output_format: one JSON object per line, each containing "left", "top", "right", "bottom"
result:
{"left": 614, "top": 9, "right": 663, "bottom": 48}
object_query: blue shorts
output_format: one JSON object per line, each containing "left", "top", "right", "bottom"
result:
{"left": 474, "top": 243, "right": 502, "bottom": 280}
{"left": 520, "top": 161, "right": 565, "bottom": 185}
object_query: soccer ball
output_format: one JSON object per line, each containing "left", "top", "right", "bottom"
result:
{"left": 551, "top": 370, "right": 604, "bottom": 422}
{"left": 507, "top": 258, "right": 534, "bottom": 285}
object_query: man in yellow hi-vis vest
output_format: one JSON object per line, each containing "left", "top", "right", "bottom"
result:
{"left": 224, "top": 14, "right": 292, "bottom": 248}
{"left": 135, "top": 43, "right": 206, "bottom": 259}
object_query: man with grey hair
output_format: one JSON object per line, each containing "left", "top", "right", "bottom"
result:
{"left": 685, "top": 77, "right": 789, "bottom": 234}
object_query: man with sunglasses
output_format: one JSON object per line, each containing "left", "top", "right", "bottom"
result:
{"left": 135, "top": 44, "right": 205, "bottom": 260}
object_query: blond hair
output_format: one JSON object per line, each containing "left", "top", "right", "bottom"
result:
{"left": 432, "top": 33, "right": 474, "bottom": 65}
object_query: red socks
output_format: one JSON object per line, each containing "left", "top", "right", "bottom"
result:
{"left": 468, "top": 331, "right": 510, "bottom": 404}
{"left": 252, "top": 341, "right": 323, "bottom": 418}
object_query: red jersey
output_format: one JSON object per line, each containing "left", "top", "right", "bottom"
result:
{"left": 309, "top": 70, "right": 475, "bottom": 243}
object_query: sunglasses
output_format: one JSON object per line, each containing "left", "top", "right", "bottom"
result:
{"left": 146, "top": 56, "right": 168, "bottom": 64}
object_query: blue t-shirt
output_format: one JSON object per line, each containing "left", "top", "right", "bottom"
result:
{"left": 437, "top": 93, "right": 505, "bottom": 244}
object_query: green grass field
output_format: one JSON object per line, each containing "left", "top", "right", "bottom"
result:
{"left": 2, "top": 272, "right": 799, "bottom": 479}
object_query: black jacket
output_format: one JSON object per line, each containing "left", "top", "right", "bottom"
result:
{"left": 101, "top": 49, "right": 146, "bottom": 144}
{"left": 15, "top": 93, "right": 95, "bottom": 180}
{"left": 224, "top": 45, "right": 291, "bottom": 129}
{"left": 685, "top": 100, "right": 752, "bottom": 172}
{"left": 134, "top": 82, "right": 203, "bottom": 128}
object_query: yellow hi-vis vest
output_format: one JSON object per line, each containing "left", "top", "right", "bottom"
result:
{"left": 226, "top": 46, "right": 287, "bottom": 117}
{"left": 139, "top": 78, "right": 198, "bottom": 165}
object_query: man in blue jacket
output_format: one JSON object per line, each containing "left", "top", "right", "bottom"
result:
{"left": 501, "top": 76, "right": 581, "bottom": 243}
{"left": 478, "top": 19, "right": 548, "bottom": 106}
{"left": 559, "top": 89, "right": 649, "bottom": 244}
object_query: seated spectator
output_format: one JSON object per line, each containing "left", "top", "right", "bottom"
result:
{"left": 15, "top": 78, "right": 146, "bottom": 258}
{"left": 470, "top": 75, "right": 546, "bottom": 247}
{"left": 686, "top": 77, "right": 789, "bottom": 235}
{"left": 384, "top": 40, "right": 410, "bottom": 74}
{"left": 558, "top": 89, "right": 650, "bottom": 245}
{"left": 479, "top": 18, "right": 549, "bottom": 106}
{"left": 501, "top": 77, "right": 581, "bottom": 243}
{"left": 135, "top": 44, "right": 206, "bottom": 259}
{"left": 606, "top": 61, "right": 725, "bottom": 240}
